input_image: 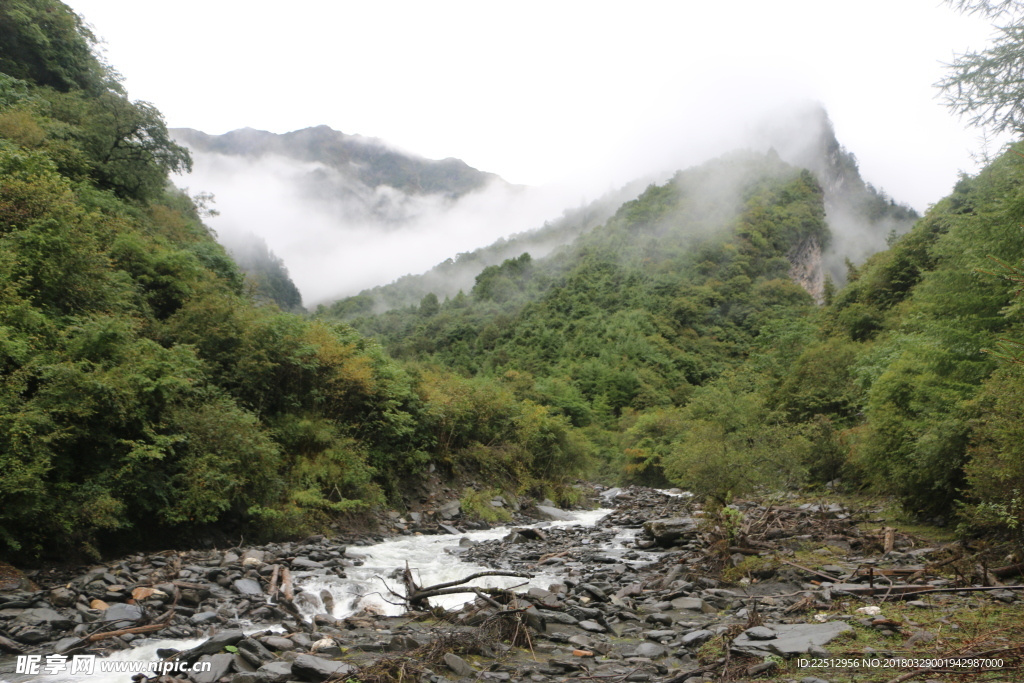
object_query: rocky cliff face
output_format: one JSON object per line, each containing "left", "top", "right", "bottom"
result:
{"left": 757, "top": 105, "right": 919, "bottom": 287}
{"left": 788, "top": 234, "right": 825, "bottom": 304}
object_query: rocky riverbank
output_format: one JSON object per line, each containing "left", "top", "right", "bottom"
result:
{"left": 2, "top": 486, "right": 1023, "bottom": 683}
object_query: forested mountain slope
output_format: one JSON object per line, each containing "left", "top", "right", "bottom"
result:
{"left": 325, "top": 131, "right": 1024, "bottom": 540}
{"left": 0, "top": 0, "right": 589, "bottom": 561}
{"left": 3, "top": 0, "right": 1024, "bottom": 564}
{"left": 325, "top": 107, "right": 918, "bottom": 316}
{"left": 340, "top": 152, "right": 827, "bottom": 410}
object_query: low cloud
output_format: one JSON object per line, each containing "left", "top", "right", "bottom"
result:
{"left": 176, "top": 150, "right": 587, "bottom": 306}
{"left": 176, "top": 103, "right": 916, "bottom": 307}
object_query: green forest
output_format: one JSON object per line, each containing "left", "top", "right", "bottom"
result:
{"left": 2, "top": 0, "right": 1024, "bottom": 562}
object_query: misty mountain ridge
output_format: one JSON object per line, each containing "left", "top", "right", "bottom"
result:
{"left": 749, "top": 105, "right": 920, "bottom": 289}
{"left": 326, "top": 104, "right": 918, "bottom": 315}
{"left": 172, "top": 125, "right": 508, "bottom": 226}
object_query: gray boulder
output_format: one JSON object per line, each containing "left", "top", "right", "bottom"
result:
{"left": 438, "top": 500, "right": 461, "bottom": 520}
{"left": 233, "top": 578, "right": 263, "bottom": 595}
{"left": 263, "top": 636, "right": 296, "bottom": 651}
{"left": 291, "top": 558, "right": 323, "bottom": 570}
{"left": 633, "top": 642, "right": 667, "bottom": 659}
{"left": 731, "top": 622, "right": 853, "bottom": 658}
{"left": 13, "top": 629, "right": 49, "bottom": 644}
{"left": 291, "top": 654, "right": 357, "bottom": 681}
{"left": 179, "top": 630, "right": 246, "bottom": 662}
{"left": 53, "top": 636, "right": 86, "bottom": 655}
{"left": 670, "top": 597, "right": 714, "bottom": 613}
{"left": 190, "top": 611, "right": 219, "bottom": 626}
{"left": 48, "top": 587, "right": 77, "bottom": 607}
{"left": 255, "top": 661, "right": 294, "bottom": 683}
{"left": 681, "top": 629, "right": 714, "bottom": 647}
{"left": 100, "top": 602, "right": 143, "bottom": 627}
{"left": 578, "top": 620, "right": 606, "bottom": 632}
{"left": 15, "top": 608, "right": 75, "bottom": 631}
{"left": 193, "top": 654, "right": 234, "bottom": 683}
{"left": 643, "top": 517, "right": 700, "bottom": 547}
{"left": 237, "top": 637, "right": 275, "bottom": 666}
{"left": 444, "top": 653, "right": 476, "bottom": 677}
{"left": 744, "top": 626, "right": 777, "bottom": 640}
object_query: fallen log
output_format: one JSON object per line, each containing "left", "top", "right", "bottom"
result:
{"left": 281, "top": 567, "right": 294, "bottom": 602}
{"left": 267, "top": 563, "right": 280, "bottom": 599}
{"left": 397, "top": 569, "right": 534, "bottom": 609}
{"left": 834, "top": 583, "right": 1024, "bottom": 600}
{"left": 777, "top": 558, "right": 844, "bottom": 583}
{"left": 992, "top": 561, "right": 1024, "bottom": 579}
{"left": 412, "top": 584, "right": 530, "bottom": 602}
{"left": 831, "top": 583, "right": 935, "bottom": 597}
{"left": 85, "top": 622, "right": 168, "bottom": 642}
{"left": 855, "top": 567, "right": 926, "bottom": 577}
{"left": 413, "top": 570, "right": 533, "bottom": 593}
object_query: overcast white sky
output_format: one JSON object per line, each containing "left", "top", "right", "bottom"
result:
{"left": 63, "top": 0, "right": 1006, "bottom": 214}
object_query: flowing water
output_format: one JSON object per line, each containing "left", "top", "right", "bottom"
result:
{"left": 293, "top": 508, "right": 612, "bottom": 619}
{"left": 17, "top": 507, "right": 620, "bottom": 683}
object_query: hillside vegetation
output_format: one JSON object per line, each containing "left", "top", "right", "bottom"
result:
{"left": 3, "top": 0, "right": 1024, "bottom": 562}
{"left": 327, "top": 127, "right": 1024, "bottom": 544}
{"left": 0, "top": 0, "right": 589, "bottom": 561}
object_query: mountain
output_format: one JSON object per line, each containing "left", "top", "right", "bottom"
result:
{"left": 320, "top": 176, "right": 655, "bottom": 317}
{"left": 7, "top": 0, "right": 1023, "bottom": 563}
{"left": 326, "top": 106, "right": 917, "bottom": 317}
{"left": 0, "top": 2, "right": 591, "bottom": 560}
{"left": 225, "top": 233, "right": 305, "bottom": 312}
{"left": 172, "top": 125, "right": 506, "bottom": 225}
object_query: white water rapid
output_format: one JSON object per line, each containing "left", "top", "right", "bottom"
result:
{"left": 30, "top": 507, "right": 614, "bottom": 683}
{"left": 293, "top": 508, "right": 611, "bottom": 620}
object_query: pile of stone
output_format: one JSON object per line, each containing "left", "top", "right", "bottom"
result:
{"left": 0, "top": 539, "right": 367, "bottom": 656}
{"left": 4, "top": 484, "right": 1023, "bottom": 683}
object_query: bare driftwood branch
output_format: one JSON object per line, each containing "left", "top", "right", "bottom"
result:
{"left": 888, "top": 584, "right": 1024, "bottom": 599}
{"left": 777, "top": 557, "right": 843, "bottom": 583}
{"left": 397, "top": 568, "right": 534, "bottom": 609}
{"left": 412, "top": 582, "right": 530, "bottom": 602}
{"left": 411, "top": 571, "right": 533, "bottom": 594}
{"left": 268, "top": 563, "right": 280, "bottom": 599}
{"left": 86, "top": 621, "right": 167, "bottom": 642}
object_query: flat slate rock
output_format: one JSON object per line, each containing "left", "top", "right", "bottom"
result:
{"left": 681, "top": 629, "right": 714, "bottom": 647}
{"left": 98, "top": 602, "right": 142, "bottom": 627}
{"left": 731, "top": 621, "right": 853, "bottom": 658}
{"left": 291, "top": 558, "right": 324, "bottom": 570}
{"left": 444, "top": 652, "right": 476, "bottom": 677}
{"left": 233, "top": 578, "right": 263, "bottom": 595}
{"left": 292, "top": 654, "right": 357, "bottom": 681}
{"left": 632, "top": 642, "right": 667, "bottom": 659}
{"left": 744, "top": 626, "right": 777, "bottom": 640}
{"left": 193, "top": 653, "right": 234, "bottom": 683}
{"left": 181, "top": 630, "right": 246, "bottom": 661}
{"left": 255, "top": 660, "right": 293, "bottom": 683}
{"left": 16, "top": 608, "right": 75, "bottom": 630}
{"left": 643, "top": 517, "right": 700, "bottom": 546}
{"left": 670, "top": 597, "right": 714, "bottom": 613}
